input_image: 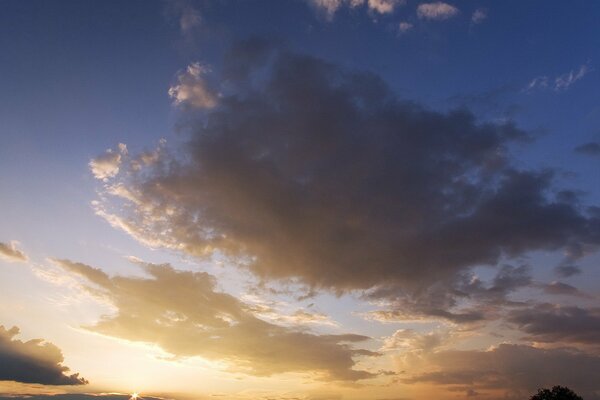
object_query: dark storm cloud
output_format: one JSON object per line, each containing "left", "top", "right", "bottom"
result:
{"left": 96, "top": 41, "right": 600, "bottom": 296}
{"left": 54, "top": 259, "right": 376, "bottom": 381}
{"left": 0, "top": 326, "right": 87, "bottom": 385}
{"left": 507, "top": 303, "right": 600, "bottom": 345}
{"left": 574, "top": 142, "right": 600, "bottom": 156}
{"left": 403, "top": 344, "right": 600, "bottom": 400}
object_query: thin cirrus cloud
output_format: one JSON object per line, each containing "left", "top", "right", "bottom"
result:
{"left": 526, "top": 64, "right": 592, "bottom": 92}
{"left": 0, "top": 326, "right": 87, "bottom": 386}
{"left": 89, "top": 41, "right": 600, "bottom": 325}
{"left": 417, "top": 2, "right": 459, "bottom": 20}
{"left": 53, "top": 258, "right": 378, "bottom": 381}
{"left": 0, "top": 241, "right": 28, "bottom": 263}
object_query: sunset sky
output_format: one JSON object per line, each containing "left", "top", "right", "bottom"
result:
{"left": 1, "top": 1, "right": 600, "bottom": 400}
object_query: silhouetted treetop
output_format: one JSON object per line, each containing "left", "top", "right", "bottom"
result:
{"left": 530, "top": 386, "right": 583, "bottom": 400}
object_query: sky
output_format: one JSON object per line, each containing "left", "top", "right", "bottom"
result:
{"left": 1, "top": 1, "right": 600, "bottom": 400}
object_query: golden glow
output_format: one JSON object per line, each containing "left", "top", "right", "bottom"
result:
{"left": 130, "top": 393, "right": 139, "bottom": 400}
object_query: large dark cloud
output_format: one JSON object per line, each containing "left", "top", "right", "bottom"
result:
{"left": 403, "top": 344, "right": 600, "bottom": 400}
{"left": 54, "top": 259, "right": 376, "bottom": 381}
{"left": 507, "top": 303, "right": 600, "bottom": 345}
{"left": 0, "top": 326, "right": 87, "bottom": 385}
{"left": 94, "top": 41, "right": 600, "bottom": 298}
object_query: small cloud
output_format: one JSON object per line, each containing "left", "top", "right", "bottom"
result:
{"left": 417, "top": 2, "right": 459, "bottom": 20}
{"left": 310, "top": 0, "right": 345, "bottom": 19}
{"left": 165, "top": 0, "right": 201, "bottom": 37}
{"left": 368, "top": 0, "right": 405, "bottom": 14}
{"left": 0, "top": 241, "right": 27, "bottom": 263}
{"left": 89, "top": 143, "right": 127, "bottom": 181}
{"left": 471, "top": 8, "right": 487, "bottom": 24}
{"left": 309, "top": 0, "right": 404, "bottom": 19}
{"left": 168, "top": 63, "right": 218, "bottom": 109}
{"left": 398, "top": 21, "right": 414, "bottom": 33}
{"left": 574, "top": 141, "right": 600, "bottom": 157}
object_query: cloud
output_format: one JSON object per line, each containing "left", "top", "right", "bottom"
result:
{"left": 471, "top": 8, "right": 486, "bottom": 24}
{"left": 88, "top": 143, "right": 127, "bottom": 181}
{"left": 54, "top": 258, "right": 377, "bottom": 381}
{"left": 526, "top": 64, "right": 592, "bottom": 92}
{"left": 168, "top": 63, "right": 218, "bottom": 109}
{"left": 381, "top": 329, "right": 451, "bottom": 353}
{"left": 574, "top": 142, "right": 600, "bottom": 157}
{"left": 507, "top": 304, "right": 600, "bottom": 345}
{"left": 0, "top": 325, "right": 87, "bottom": 385}
{"left": 367, "top": 0, "right": 404, "bottom": 14}
{"left": 398, "top": 22, "right": 413, "bottom": 33}
{"left": 363, "top": 264, "right": 532, "bottom": 323}
{"left": 0, "top": 241, "right": 27, "bottom": 263}
{"left": 92, "top": 42, "right": 600, "bottom": 307}
{"left": 554, "top": 265, "right": 582, "bottom": 278}
{"left": 555, "top": 64, "right": 591, "bottom": 91}
{"left": 403, "top": 344, "right": 600, "bottom": 399}
{"left": 540, "top": 281, "right": 591, "bottom": 298}
{"left": 308, "top": 0, "right": 404, "bottom": 18}
{"left": 417, "top": 2, "right": 459, "bottom": 20}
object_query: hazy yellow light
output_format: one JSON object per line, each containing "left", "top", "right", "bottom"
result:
{"left": 130, "top": 393, "right": 139, "bottom": 400}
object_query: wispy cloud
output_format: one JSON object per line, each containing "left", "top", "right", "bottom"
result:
{"left": 471, "top": 8, "right": 487, "bottom": 24}
{"left": 526, "top": 63, "right": 592, "bottom": 92}
{"left": 0, "top": 241, "right": 28, "bottom": 263}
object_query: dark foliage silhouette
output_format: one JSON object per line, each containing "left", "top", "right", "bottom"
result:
{"left": 530, "top": 386, "right": 583, "bottom": 400}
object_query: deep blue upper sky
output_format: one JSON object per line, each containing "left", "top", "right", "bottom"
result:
{"left": 0, "top": 0, "right": 599, "bottom": 266}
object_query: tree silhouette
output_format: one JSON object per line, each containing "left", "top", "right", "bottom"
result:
{"left": 530, "top": 386, "right": 583, "bottom": 400}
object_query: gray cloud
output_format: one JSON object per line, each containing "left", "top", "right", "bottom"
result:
{"left": 540, "top": 281, "right": 591, "bottom": 298}
{"left": 554, "top": 265, "right": 582, "bottom": 278}
{"left": 403, "top": 344, "right": 600, "bottom": 400}
{"left": 54, "top": 259, "right": 376, "bottom": 381}
{"left": 0, "top": 326, "right": 87, "bottom": 385}
{"left": 363, "top": 264, "right": 532, "bottom": 323}
{"left": 93, "top": 42, "right": 600, "bottom": 308}
{"left": 507, "top": 303, "right": 600, "bottom": 345}
{"left": 0, "top": 241, "right": 28, "bottom": 263}
{"left": 574, "top": 142, "right": 600, "bottom": 157}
